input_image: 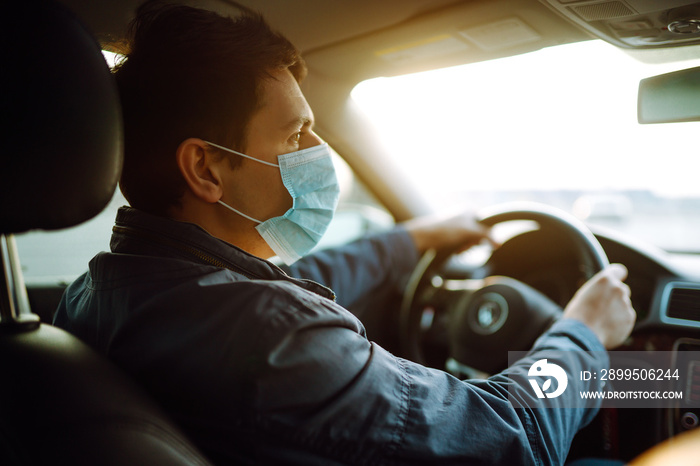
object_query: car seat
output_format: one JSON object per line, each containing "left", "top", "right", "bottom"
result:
{"left": 0, "top": 1, "right": 213, "bottom": 464}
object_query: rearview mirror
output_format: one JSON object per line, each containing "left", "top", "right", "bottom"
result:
{"left": 638, "top": 66, "right": 700, "bottom": 124}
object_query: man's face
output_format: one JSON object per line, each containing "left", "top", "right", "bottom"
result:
{"left": 218, "top": 68, "right": 321, "bottom": 253}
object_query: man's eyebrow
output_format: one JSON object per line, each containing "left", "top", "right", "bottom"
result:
{"left": 282, "top": 116, "right": 313, "bottom": 131}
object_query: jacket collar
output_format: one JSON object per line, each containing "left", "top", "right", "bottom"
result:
{"left": 110, "top": 207, "right": 335, "bottom": 300}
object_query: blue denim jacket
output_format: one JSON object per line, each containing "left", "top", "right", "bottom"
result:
{"left": 54, "top": 207, "right": 607, "bottom": 465}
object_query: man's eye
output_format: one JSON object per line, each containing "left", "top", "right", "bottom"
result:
{"left": 291, "top": 132, "right": 302, "bottom": 144}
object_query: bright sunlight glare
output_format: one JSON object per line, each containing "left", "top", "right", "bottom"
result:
{"left": 352, "top": 40, "right": 700, "bottom": 208}
{"left": 102, "top": 50, "right": 121, "bottom": 69}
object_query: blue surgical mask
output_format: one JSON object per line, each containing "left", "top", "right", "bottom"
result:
{"left": 205, "top": 141, "right": 340, "bottom": 265}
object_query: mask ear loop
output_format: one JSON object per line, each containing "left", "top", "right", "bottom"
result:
{"left": 205, "top": 140, "right": 277, "bottom": 224}
{"left": 205, "top": 141, "right": 280, "bottom": 167}
{"left": 216, "top": 200, "right": 263, "bottom": 224}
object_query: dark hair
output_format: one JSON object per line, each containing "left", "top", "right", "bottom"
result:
{"left": 113, "top": 1, "right": 306, "bottom": 216}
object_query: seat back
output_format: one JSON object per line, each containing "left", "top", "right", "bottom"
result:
{"left": 0, "top": 1, "right": 212, "bottom": 464}
{"left": 0, "top": 326, "right": 211, "bottom": 465}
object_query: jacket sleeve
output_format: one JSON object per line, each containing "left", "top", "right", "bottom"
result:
{"left": 389, "top": 318, "right": 607, "bottom": 465}
{"left": 281, "top": 226, "right": 420, "bottom": 309}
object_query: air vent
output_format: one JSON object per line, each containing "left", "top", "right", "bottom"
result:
{"left": 667, "top": 286, "right": 700, "bottom": 321}
{"left": 571, "top": 2, "right": 635, "bottom": 22}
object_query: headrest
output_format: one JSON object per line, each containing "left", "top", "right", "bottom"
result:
{"left": 1, "top": 0, "right": 123, "bottom": 234}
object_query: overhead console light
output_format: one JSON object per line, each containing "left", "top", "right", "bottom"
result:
{"left": 668, "top": 5, "right": 700, "bottom": 34}
{"left": 669, "top": 19, "right": 700, "bottom": 34}
{"left": 539, "top": 0, "right": 700, "bottom": 48}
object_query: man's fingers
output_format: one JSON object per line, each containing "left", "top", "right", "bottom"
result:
{"left": 606, "top": 263, "right": 628, "bottom": 282}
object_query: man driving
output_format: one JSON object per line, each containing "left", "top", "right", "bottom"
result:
{"left": 54, "top": 2, "right": 635, "bottom": 464}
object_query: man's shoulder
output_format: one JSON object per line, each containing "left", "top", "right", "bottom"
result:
{"left": 58, "top": 251, "right": 363, "bottom": 347}
{"left": 86, "top": 251, "right": 230, "bottom": 288}
{"left": 250, "top": 279, "right": 363, "bottom": 333}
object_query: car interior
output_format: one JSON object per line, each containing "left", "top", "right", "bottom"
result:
{"left": 3, "top": 0, "right": 700, "bottom": 464}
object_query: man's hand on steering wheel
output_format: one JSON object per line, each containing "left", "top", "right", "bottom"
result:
{"left": 402, "top": 210, "right": 496, "bottom": 254}
{"left": 563, "top": 263, "right": 636, "bottom": 349}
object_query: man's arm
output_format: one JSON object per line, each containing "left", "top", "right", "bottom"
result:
{"left": 287, "top": 208, "right": 635, "bottom": 348}
{"left": 282, "top": 227, "right": 419, "bottom": 309}
{"left": 248, "top": 285, "right": 612, "bottom": 465}
{"left": 284, "top": 210, "right": 493, "bottom": 309}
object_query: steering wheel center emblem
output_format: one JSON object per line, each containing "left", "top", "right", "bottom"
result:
{"left": 469, "top": 292, "right": 509, "bottom": 335}
{"left": 478, "top": 303, "right": 497, "bottom": 327}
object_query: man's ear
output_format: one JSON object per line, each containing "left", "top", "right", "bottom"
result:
{"left": 176, "top": 138, "right": 224, "bottom": 203}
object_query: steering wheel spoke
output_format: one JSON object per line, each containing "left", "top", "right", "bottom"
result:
{"left": 448, "top": 275, "right": 563, "bottom": 372}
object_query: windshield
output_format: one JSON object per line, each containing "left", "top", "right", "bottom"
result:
{"left": 352, "top": 40, "right": 700, "bottom": 253}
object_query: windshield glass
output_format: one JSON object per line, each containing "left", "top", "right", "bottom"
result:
{"left": 352, "top": 40, "right": 700, "bottom": 253}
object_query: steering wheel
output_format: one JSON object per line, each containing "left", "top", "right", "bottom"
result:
{"left": 399, "top": 203, "right": 609, "bottom": 374}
